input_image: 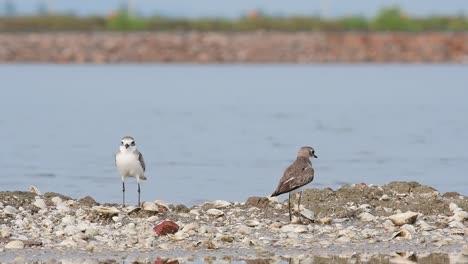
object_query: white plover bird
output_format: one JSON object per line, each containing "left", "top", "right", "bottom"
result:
{"left": 271, "top": 146, "right": 317, "bottom": 222}
{"left": 115, "top": 136, "right": 147, "bottom": 206}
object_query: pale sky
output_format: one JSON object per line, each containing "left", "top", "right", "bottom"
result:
{"left": 4, "top": 0, "right": 468, "bottom": 18}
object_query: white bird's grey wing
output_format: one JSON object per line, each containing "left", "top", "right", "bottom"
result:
{"left": 271, "top": 158, "right": 314, "bottom": 196}
{"left": 134, "top": 150, "right": 146, "bottom": 172}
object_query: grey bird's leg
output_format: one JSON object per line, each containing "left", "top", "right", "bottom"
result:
{"left": 122, "top": 180, "right": 125, "bottom": 206}
{"left": 288, "top": 192, "right": 292, "bottom": 222}
{"left": 137, "top": 182, "right": 141, "bottom": 207}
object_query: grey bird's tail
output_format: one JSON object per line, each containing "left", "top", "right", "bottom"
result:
{"left": 139, "top": 176, "right": 147, "bottom": 180}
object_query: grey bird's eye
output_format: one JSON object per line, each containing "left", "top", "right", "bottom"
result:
{"left": 131, "top": 141, "right": 135, "bottom": 146}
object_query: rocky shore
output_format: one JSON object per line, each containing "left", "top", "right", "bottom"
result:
{"left": 0, "top": 181, "right": 467, "bottom": 263}
{"left": 0, "top": 32, "right": 467, "bottom": 63}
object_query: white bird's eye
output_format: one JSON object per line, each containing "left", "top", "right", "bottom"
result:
{"left": 121, "top": 141, "right": 124, "bottom": 145}
{"left": 131, "top": 141, "right": 135, "bottom": 146}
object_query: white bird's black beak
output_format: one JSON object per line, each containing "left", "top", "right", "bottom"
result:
{"left": 125, "top": 144, "right": 129, "bottom": 148}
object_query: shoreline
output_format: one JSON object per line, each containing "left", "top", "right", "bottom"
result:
{"left": 0, "top": 181, "right": 467, "bottom": 262}
{"left": 0, "top": 32, "right": 467, "bottom": 63}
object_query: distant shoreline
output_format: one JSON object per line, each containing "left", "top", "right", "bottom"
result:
{"left": 0, "top": 32, "right": 467, "bottom": 63}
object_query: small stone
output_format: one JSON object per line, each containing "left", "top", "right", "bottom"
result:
{"left": 85, "top": 228, "right": 99, "bottom": 237}
{"left": 60, "top": 239, "right": 77, "bottom": 248}
{"left": 142, "top": 202, "right": 159, "bottom": 212}
{"left": 205, "top": 226, "right": 219, "bottom": 234}
{"left": 212, "top": 200, "right": 231, "bottom": 208}
{"left": 33, "top": 199, "right": 47, "bottom": 209}
{"left": 237, "top": 225, "right": 251, "bottom": 235}
{"left": 449, "top": 221, "right": 465, "bottom": 229}
{"left": 245, "top": 220, "right": 260, "bottom": 227}
{"left": 220, "top": 235, "right": 235, "bottom": 243}
{"left": 169, "top": 231, "right": 189, "bottom": 241}
{"left": 380, "top": 194, "right": 390, "bottom": 201}
{"left": 293, "top": 225, "right": 308, "bottom": 233}
{"left": 449, "top": 203, "right": 459, "bottom": 212}
{"left": 452, "top": 211, "right": 468, "bottom": 222}
{"left": 206, "top": 208, "right": 224, "bottom": 217}
{"left": 336, "top": 236, "right": 351, "bottom": 243}
{"left": 1, "top": 226, "right": 12, "bottom": 238}
{"left": 182, "top": 223, "right": 199, "bottom": 232}
{"left": 154, "top": 221, "right": 179, "bottom": 236}
{"left": 358, "top": 212, "right": 376, "bottom": 222}
{"left": 85, "top": 243, "right": 94, "bottom": 252}
{"left": 3, "top": 206, "right": 17, "bottom": 215}
{"left": 51, "top": 197, "right": 62, "bottom": 204}
{"left": 158, "top": 243, "right": 171, "bottom": 250}
{"left": 318, "top": 217, "right": 332, "bottom": 225}
{"left": 388, "top": 211, "right": 418, "bottom": 226}
{"left": 189, "top": 209, "right": 200, "bottom": 216}
{"left": 92, "top": 206, "right": 120, "bottom": 216}
{"left": 5, "top": 240, "right": 24, "bottom": 249}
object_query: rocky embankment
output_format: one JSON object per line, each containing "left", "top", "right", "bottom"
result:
{"left": 0, "top": 32, "right": 467, "bottom": 63}
{"left": 0, "top": 182, "right": 467, "bottom": 262}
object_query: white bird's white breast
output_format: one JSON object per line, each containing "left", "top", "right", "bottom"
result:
{"left": 116, "top": 151, "right": 144, "bottom": 179}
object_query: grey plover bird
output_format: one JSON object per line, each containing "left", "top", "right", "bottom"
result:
{"left": 271, "top": 146, "right": 317, "bottom": 222}
{"left": 115, "top": 136, "right": 147, "bottom": 206}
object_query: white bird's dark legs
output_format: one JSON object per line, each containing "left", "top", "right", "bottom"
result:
{"left": 137, "top": 181, "right": 141, "bottom": 207}
{"left": 288, "top": 192, "right": 292, "bottom": 221}
{"left": 122, "top": 180, "right": 125, "bottom": 206}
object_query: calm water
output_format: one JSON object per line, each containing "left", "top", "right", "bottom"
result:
{"left": 0, "top": 65, "right": 467, "bottom": 205}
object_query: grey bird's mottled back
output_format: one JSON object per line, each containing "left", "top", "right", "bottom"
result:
{"left": 271, "top": 146, "right": 316, "bottom": 197}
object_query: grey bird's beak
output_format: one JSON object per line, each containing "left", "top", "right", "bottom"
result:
{"left": 124, "top": 144, "right": 129, "bottom": 149}
{"left": 313, "top": 154, "right": 318, "bottom": 158}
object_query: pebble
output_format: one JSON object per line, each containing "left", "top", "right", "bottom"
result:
{"left": 212, "top": 200, "right": 232, "bottom": 208}
{"left": 3, "top": 206, "right": 17, "bottom": 215}
{"left": 1, "top": 226, "right": 12, "bottom": 238}
{"left": 5, "top": 240, "right": 24, "bottom": 249}
{"left": 358, "top": 212, "right": 376, "bottom": 222}
{"left": 182, "top": 223, "right": 199, "bottom": 232}
{"left": 237, "top": 225, "right": 252, "bottom": 235}
{"left": 33, "top": 199, "right": 47, "bottom": 209}
{"left": 318, "top": 217, "right": 332, "bottom": 225}
{"left": 189, "top": 209, "right": 200, "bottom": 216}
{"left": 245, "top": 220, "right": 260, "bottom": 227}
{"left": 51, "top": 197, "right": 62, "bottom": 204}
{"left": 451, "top": 211, "right": 468, "bottom": 222}
{"left": 92, "top": 206, "right": 120, "bottom": 216}
{"left": 380, "top": 194, "right": 390, "bottom": 201}
{"left": 388, "top": 211, "right": 419, "bottom": 226}
{"left": 206, "top": 208, "right": 224, "bottom": 217}
{"left": 336, "top": 236, "right": 351, "bottom": 243}
{"left": 142, "top": 202, "right": 158, "bottom": 212}
{"left": 449, "top": 203, "right": 459, "bottom": 212}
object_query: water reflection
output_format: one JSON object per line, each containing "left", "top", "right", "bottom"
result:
{"left": 16, "top": 252, "right": 468, "bottom": 264}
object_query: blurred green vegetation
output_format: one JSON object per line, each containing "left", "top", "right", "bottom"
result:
{"left": 1, "top": 6, "right": 468, "bottom": 32}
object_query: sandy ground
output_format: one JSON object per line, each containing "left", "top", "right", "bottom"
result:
{"left": 0, "top": 181, "right": 467, "bottom": 263}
